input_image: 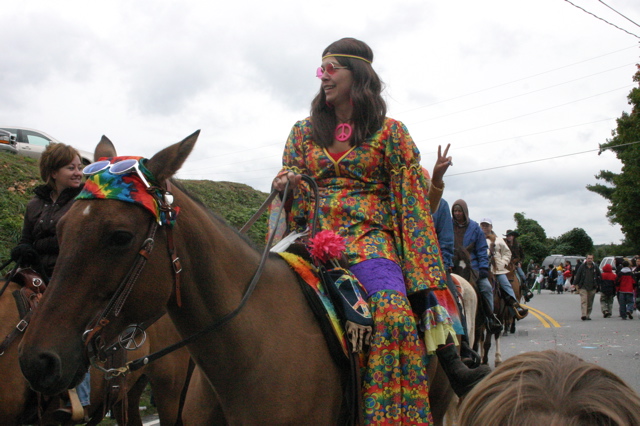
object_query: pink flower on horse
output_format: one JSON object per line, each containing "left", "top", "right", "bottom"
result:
{"left": 308, "top": 230, "right": 346, "bottom": 264}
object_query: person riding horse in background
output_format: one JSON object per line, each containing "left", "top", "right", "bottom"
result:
{"left": 451, "top": 200, "right": 503, "bottom": 334}
{"left": 504, "top": 229, "right": 533, "bottom": 301}
{"left": 424, "top": 176, "right": 481, "bottom": 367}
{"left": 10, "top": 143, "right": 91, "bottom": 423}
{"left": 479, "top": 219, "right": 529, "bottom": 320}
{"left": 272, "top": 37, "right": 490, "bottom": 423}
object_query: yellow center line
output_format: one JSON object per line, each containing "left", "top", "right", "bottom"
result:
{"left": 527, "top": 309, "right": 550, "bottom": 328}
{"left": 526, "top": 306, "right": 561, "bottom": 328}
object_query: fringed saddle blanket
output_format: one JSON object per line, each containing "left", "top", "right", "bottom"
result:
{"left": 278, "top": 252, "right": 349, "bottom": 360}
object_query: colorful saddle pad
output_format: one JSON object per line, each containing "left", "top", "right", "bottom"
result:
{"left": 278, "top": 252, "right": 349, "bottom": 358}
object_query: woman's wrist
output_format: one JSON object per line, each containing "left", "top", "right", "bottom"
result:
{"left": 430, "top": 179, "right": 444, "bottom": 192}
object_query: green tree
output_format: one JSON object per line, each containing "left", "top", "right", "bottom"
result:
{"left": 513, "top": 212, "right": 549, "bottom": 264}
{"left": 587, "top": 64, "right": 640, "bottom": 253}
{"left": 553, "top": 227, "right": 594, "bottom": 255}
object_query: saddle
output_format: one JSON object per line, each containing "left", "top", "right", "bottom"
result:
{"left": 278, "top": 251, "right": 370, "bottom": 426}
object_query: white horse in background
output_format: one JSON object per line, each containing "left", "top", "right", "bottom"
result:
{"left": 444, "top": 273, "right": 478, "bottom": 426}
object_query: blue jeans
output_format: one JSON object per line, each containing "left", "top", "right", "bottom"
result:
{"left": 477, "top": 277, "right": 494, "bottom": 311}
{"left": 618, "top": 292, "right": 634, "bottom": 318}
{"left": 77, "top": 371, "right": 91, "bottom": 406}
{"left": 495, "top": 274, "right": 517, "bottom": 300}
{"left": 516, "top": 266, "right": 527, "bottom": 289}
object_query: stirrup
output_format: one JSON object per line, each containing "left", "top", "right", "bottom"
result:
{"left": 68, "top": 388, "right": 85, "bottom": 422}
{"left": 512, "top": 303, "right": 528, "bottom": 320}
{"left": 460, "top": 341, "right": 481, "bottom": 369}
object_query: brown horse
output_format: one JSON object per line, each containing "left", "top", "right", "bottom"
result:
{"left": 503, "top": 268, "right": 524, "bottom": 335}
{"left": 17, "top": 133, "right": 464, "bottom": 425}
{"left": 476, "top": 277, "right": 506, "bottom": 367}
{"left": 1, "top": 276, "right": 190, "bottom": 425}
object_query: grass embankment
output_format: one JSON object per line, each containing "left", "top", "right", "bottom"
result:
{"left": 0, "top": 151, "right": 270, "bottom": 262}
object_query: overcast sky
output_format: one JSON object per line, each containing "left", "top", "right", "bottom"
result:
{"left": 2, "top": 0, "right": 640, "bottom": 246}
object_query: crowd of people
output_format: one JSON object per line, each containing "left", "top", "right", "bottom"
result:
{"left": 8, "top": 36, "right": 640, "bottom": 425}
{"left": 527, "top": 255, "right": 640, "bottom": 320}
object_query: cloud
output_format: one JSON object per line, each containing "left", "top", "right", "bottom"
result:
{"left": 1, "top": 0, "right": 638, "bottom": 245}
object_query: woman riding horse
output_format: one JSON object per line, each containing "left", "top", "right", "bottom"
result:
{"left": 271, "top": 37, "right": 490, "bottom": 424}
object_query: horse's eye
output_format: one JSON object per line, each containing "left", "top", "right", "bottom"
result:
{"left": 107, "top": 231, "right": 134, "bottom": 247}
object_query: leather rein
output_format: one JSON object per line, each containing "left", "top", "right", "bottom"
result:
{"left": 85, "top": 178, "right": 293, "bottom": 379}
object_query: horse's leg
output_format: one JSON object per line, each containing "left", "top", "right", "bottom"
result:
{"left": 426, "top": 356, "right": 455, "bottom": 426}
{"left": 483, "top": 331, "right": 492, "bottom": 366}
{"left": 146, "top": 353, "right": 191, "bottom": 425}
{"left": 182, "top": 367, "right": 227, "bottom": 426}
{"left": 494, "top": 334, "right": 503, "bottom": 367}
{"left": 108, "top": 375, "right": 148, "bottom": 426}
{"left": 443, "top": 395, "right": 460, "bottom": 426}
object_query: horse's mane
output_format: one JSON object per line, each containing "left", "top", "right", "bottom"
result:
{"left": 170, "top": 179, "right": 262, "bottom": 252}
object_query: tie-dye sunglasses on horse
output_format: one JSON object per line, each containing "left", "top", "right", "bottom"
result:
{"left": 83, "top": 158, "right": 152, "bottom": 188}
{"left": 77, "top": 156, "right": 178, "bottom": 226}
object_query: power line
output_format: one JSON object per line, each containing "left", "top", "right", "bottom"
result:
{"left": 563, "top": 0, "right": 640, "bottom": 39}
{"left": 598, "top": 0, "right": 640, "bottom": 29}
{"left": 415, "top": 84, "right": 633, "bottom": 143}
{"left": 406, "top": 63, "right": 634, "bottom": 128}
{"left": 420, "top": 117, "right": 615, "bottom": 153}
{"left": 447, "top": 140, "right": 640, "bottom": 177}
{"left": 393, "top": 45, "right": 637, "bottom": 116}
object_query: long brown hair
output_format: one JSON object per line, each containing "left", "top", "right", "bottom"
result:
{"left": 459, "top": 350, "right": 640, "bottom": 425}
{"left": 310, "top": 37, "right": 386, "bottom": 147}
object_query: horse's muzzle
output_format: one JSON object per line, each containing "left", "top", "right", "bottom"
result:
{"left": 19, "top": 350, "right": 85, "bottom": 395}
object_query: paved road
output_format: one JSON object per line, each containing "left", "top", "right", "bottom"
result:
{"left": 484, "top": 289, "right": 640, "bottom": 394}
{"left": 138, "top": 290, "right": 640, "bottom": 424}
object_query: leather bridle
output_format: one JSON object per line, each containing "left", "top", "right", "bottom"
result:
{"left": 84, "top": 177, "right": 298, "bottom": 379}
{"left": 83, "top": 181, "right": 182, "bottom": 376}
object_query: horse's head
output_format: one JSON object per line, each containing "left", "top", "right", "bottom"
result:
{"left": 453, "top": 245, "right": 473, "bottom": 282}
{"left": 18, "top": 131, "right": 199, "bottom": 395}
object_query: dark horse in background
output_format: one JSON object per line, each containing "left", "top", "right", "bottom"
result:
{"left": 453, "top": 245, "right": 505, "bottom": 367}
{"left": 17, "top": 132, "right": 463, "bottom": 425}
{"left": 0, "top": 274, "right": 191, "bottom": 425}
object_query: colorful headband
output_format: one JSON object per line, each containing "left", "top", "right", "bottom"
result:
{"left": 76, "top": 156, "right": 178, "bottom": 227}
{"left": 322, "top": 54, "right": 372, "bottom": 64}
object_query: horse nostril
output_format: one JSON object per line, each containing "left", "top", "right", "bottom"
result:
{"left": 21, "top": 351, "right": 64, "bottom": 393}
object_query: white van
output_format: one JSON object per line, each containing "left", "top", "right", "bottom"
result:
{"left": 540, "top": 255, "right": 585, "bottom": 269}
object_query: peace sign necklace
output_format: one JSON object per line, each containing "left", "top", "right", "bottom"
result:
{"left": 335, "top": 122, "right": 352, "bottom": 142}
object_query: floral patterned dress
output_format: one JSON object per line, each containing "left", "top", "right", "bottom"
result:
{"left": 271, "top": 117, "right": 460, "bottom": 425}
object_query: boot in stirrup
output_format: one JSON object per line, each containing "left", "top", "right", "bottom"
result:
{"left": 487, "top": 313, "right": 503, "bottom": 334}
{"left": 460, "top": 336, "right": 481, "bottom": 369}
{"left": 481, "top": 296, "right": 502, "bottom": 334}
{"left": 510, "top": 298, "right": 528, "bottom": 320}
{"left": 436, "top": 336, "right": 492, "bottom": 398}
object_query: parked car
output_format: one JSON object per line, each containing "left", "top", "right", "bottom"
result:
{"left": 540, "top": 254, "right": 585, "bottom": 269}
{"left": 0, "top": 129, "right": 18, "bottom": 155}
{"left": 0, "top": 126, "right": 93, "bottom": 164}
{"left": 599, "top": 256, "right": 616, "bottom": 273}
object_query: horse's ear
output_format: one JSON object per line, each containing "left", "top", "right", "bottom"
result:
{"left": 95, "top": 136, "right": 117, "bottom": 160}
{"left": 146, "top": 130, "right": 200, "bottom": 182}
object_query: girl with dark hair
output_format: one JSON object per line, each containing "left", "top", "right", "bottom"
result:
{"left": 271, "top": 37, "right": 489, "bottom": 424}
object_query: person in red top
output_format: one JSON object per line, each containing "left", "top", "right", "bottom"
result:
{"left": 600, "top": 264, "right": 617, "bottom": 318}
{"left": 616, "top": 260, "right": 637, "bottom": 320}
{"left": 562, "top": 261, "right": 572, "bottom": 292}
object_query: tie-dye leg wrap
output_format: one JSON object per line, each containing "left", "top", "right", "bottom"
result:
{"left": 361, "top": 290, "right": 434, "bottom": 425}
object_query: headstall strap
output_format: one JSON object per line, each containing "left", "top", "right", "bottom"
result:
{"left": 158, "top": 180, "right": 182, "bottom": 307}
{"left": 84, "top": 178, "right": 181, "bottom": 368}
